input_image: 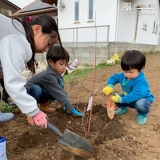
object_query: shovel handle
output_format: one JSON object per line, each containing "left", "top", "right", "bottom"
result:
{"left": 106, "top": 94, "right": 115, "bottom": 108}
{"left": 47, "top": 121, "right": 63, "bottom": 137}
{"left": 108, "top": 94, "right": 111, "bottom": 103}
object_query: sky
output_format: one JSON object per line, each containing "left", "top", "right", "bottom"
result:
{"left": 8, "top": 0, "right": 35, "bottom": 8}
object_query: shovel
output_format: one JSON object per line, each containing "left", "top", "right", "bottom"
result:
{"left": 106, "top": 94, "right": 115, "bottom": 120}
{"left": 47, "top": 121, "right": 94, "bottom": 159}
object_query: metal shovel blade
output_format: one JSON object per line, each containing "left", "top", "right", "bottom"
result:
{"left": 48, "top": 121, "right": 94, "bottom": 159}
{"left": 106, "top": 94, "right": 115, "bottom": 120}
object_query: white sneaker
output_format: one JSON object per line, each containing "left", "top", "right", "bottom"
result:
{"left": 0, "top": 111, "right": 14, "bottom": 122}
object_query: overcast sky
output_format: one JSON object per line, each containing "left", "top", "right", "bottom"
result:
{"left": 8, "top": 0, "right": 35, "bottom": 8}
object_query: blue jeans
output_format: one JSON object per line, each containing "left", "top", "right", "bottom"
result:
{"left": 116, "top": 98, "right": 151, "bottom": 114}
{"left": 26, "top": 85, "right": 54, "bottom": 104}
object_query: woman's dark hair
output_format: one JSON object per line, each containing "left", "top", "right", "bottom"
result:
{"left": 46, "top": 45, "right": 70, "bottom": 65}
{"left": 121, "top": 50, "right": 146, "bottom": 72}
{"left": 12, "top": 15, "right": 63, "bottom": 73}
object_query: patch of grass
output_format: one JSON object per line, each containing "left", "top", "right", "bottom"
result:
{"left": 144, "top": 51, "right": 160, "bottom": 55}
{"left": 64, "top": 67, "right": 93, "bottom": 82}
{"left": 64, "top": 62, "right": 120, "bottom": 82}
{"left": 0, "top": 101, "right": 16, "bottom": 112}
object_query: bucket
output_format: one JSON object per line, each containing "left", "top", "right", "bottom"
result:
{"left": 0, "top": 136, "right": 7, "bottom": 160}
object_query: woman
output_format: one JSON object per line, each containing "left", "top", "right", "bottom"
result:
{"left": 0, "top": 14, "right": 62, "bottom": 128}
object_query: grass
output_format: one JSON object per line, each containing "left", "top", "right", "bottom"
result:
{"left": 64, "top": 60, "right": 121, "bottom": 82}
{"left": 64, "top": 67, "right": 93, "bottom": 82}
{"left": 143, "top": 51, "right": 160, "bottom": 55}
{"left": 0, "top": 101, "right": 16, "bottom": 112}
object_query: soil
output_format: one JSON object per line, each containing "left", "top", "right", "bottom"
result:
{"left": 1, "top": 53, "right": 160, "bottom": 160}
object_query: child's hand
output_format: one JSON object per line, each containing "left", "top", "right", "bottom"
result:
{"left": 111, "top": 93, "right": 122, "bottom": 103}
{"left": 103, "top": 84, "right": 113, "bottom": 95}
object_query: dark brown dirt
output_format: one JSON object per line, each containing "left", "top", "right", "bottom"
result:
{"left": 1, "top": 53, "right": 160, "bottom": 160}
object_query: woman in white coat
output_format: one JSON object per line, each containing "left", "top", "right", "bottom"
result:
{"left": 0, "top": 14, "right": 61, "bottom": 128}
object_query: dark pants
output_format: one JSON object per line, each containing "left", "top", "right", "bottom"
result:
{"left": 0, "top": 79, "right": 9, "bottom": 101}
{"left": 26, "top": 84, "right": 54, "bottom": 104}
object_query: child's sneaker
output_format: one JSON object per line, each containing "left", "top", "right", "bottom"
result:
{"left": 136, "top": 113, "right": 148, "bottom": 125}
{"left": 115, "top": 107, "right": 128, "bottom": 115}
{"left": 71, "top": 108, "right": 86, "bottom": 117}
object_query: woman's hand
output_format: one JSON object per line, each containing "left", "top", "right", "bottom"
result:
{"left": 27, "top": 111, "right": 47, "bottom": 128}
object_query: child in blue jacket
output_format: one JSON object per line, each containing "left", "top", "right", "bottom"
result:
{"left": 103, "top": 50, "right": 154, "bottom": 124}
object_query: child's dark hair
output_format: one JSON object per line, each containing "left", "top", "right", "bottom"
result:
{"left": 46, "top": 45, "right": 70, "bottom": 65}
{"left": 121, "top": 50, "right": 146, "bottom": 72}
{"left": 12, "top": 15, "right": 63, "bottom": 73}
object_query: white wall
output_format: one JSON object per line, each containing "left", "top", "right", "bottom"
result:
{"left": 58, "top": 0, "right": 160, "bottom": 45}
{"left": 117, "top": 0, "right": 136, "bottom": 43}
{"left": 117, "top": 0, "right": 160, "bottom": 44}
{"left": 136, "top": 0, "right": 159, "bottom": 44}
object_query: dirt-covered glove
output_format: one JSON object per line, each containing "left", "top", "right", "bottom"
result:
{"left": 103, "top": 84, "right": 113, "bottom": 95}
{"left": 26, "top": 111, "right": 48, "bottom": 128}
{"left": 111, "top": 93, "right": 122, "bottom": 103}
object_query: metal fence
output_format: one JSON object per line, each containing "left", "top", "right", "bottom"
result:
{"left": 59, "top": 25, "right": 110, "bottom": 46}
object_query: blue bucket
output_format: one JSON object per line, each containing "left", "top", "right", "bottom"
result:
{"left": 0, "top": 136, "right": 7, "bottom": 160}
{"left": 0, "top": 137, "right": 6, "bottom": 143}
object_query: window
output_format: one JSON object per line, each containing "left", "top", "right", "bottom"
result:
{"left": 0, "top": 9, "right": 12, "bottom": 16}
{"left": 75, "top": 1, "right": 79, "bottom": 22}
{"left": 88, "top": 0, "right": 93, "bottom": 20}
{"left": 122, "top": 3, "right": 131, "bottom": 12}
{"left": 152, "top": 20, "right": 156, "bottom": 33}
{"left": 142, "top": 23, "right": 147, "bottom": 30}
{"left": 155, "top": 25, "right": 158, "bottom": 34}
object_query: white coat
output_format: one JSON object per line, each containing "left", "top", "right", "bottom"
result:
{"left": 0, "top": 14, "right": 39, "bottom": 117}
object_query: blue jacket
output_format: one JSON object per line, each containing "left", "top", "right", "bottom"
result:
{"left": 107, "top": 71, "right": 154, "bottom": 104}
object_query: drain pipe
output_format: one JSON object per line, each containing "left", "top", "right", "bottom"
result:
{"left": 115, "top": 0, "right": 120, "bottom": 43}
{"left": 133, "top": 8, "right": 140, "bottom": 42}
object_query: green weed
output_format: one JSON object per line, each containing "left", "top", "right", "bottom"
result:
{"left": 0, "top": 101, "right": 16, "bottom": 112}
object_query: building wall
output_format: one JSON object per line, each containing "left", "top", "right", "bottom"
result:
{"left": 36, "top": 42, "right": 159, "bottom": 65}
{"left": 36, "top": 0, "right": 160, "bottom": 65}
{"left": 0, "top": 1, "right": 19, "bottom": 15}
{"left": 117, "top": 0, "right": 160, "bottom": 45}
{"left": 58, "top": 0, "right": 160, "bottom": 45}
{"left": 58, "top": 0, "right": 118, "bottom": 42}
{"left": 62, "top": 43, "right": 158, "bottom": 65}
